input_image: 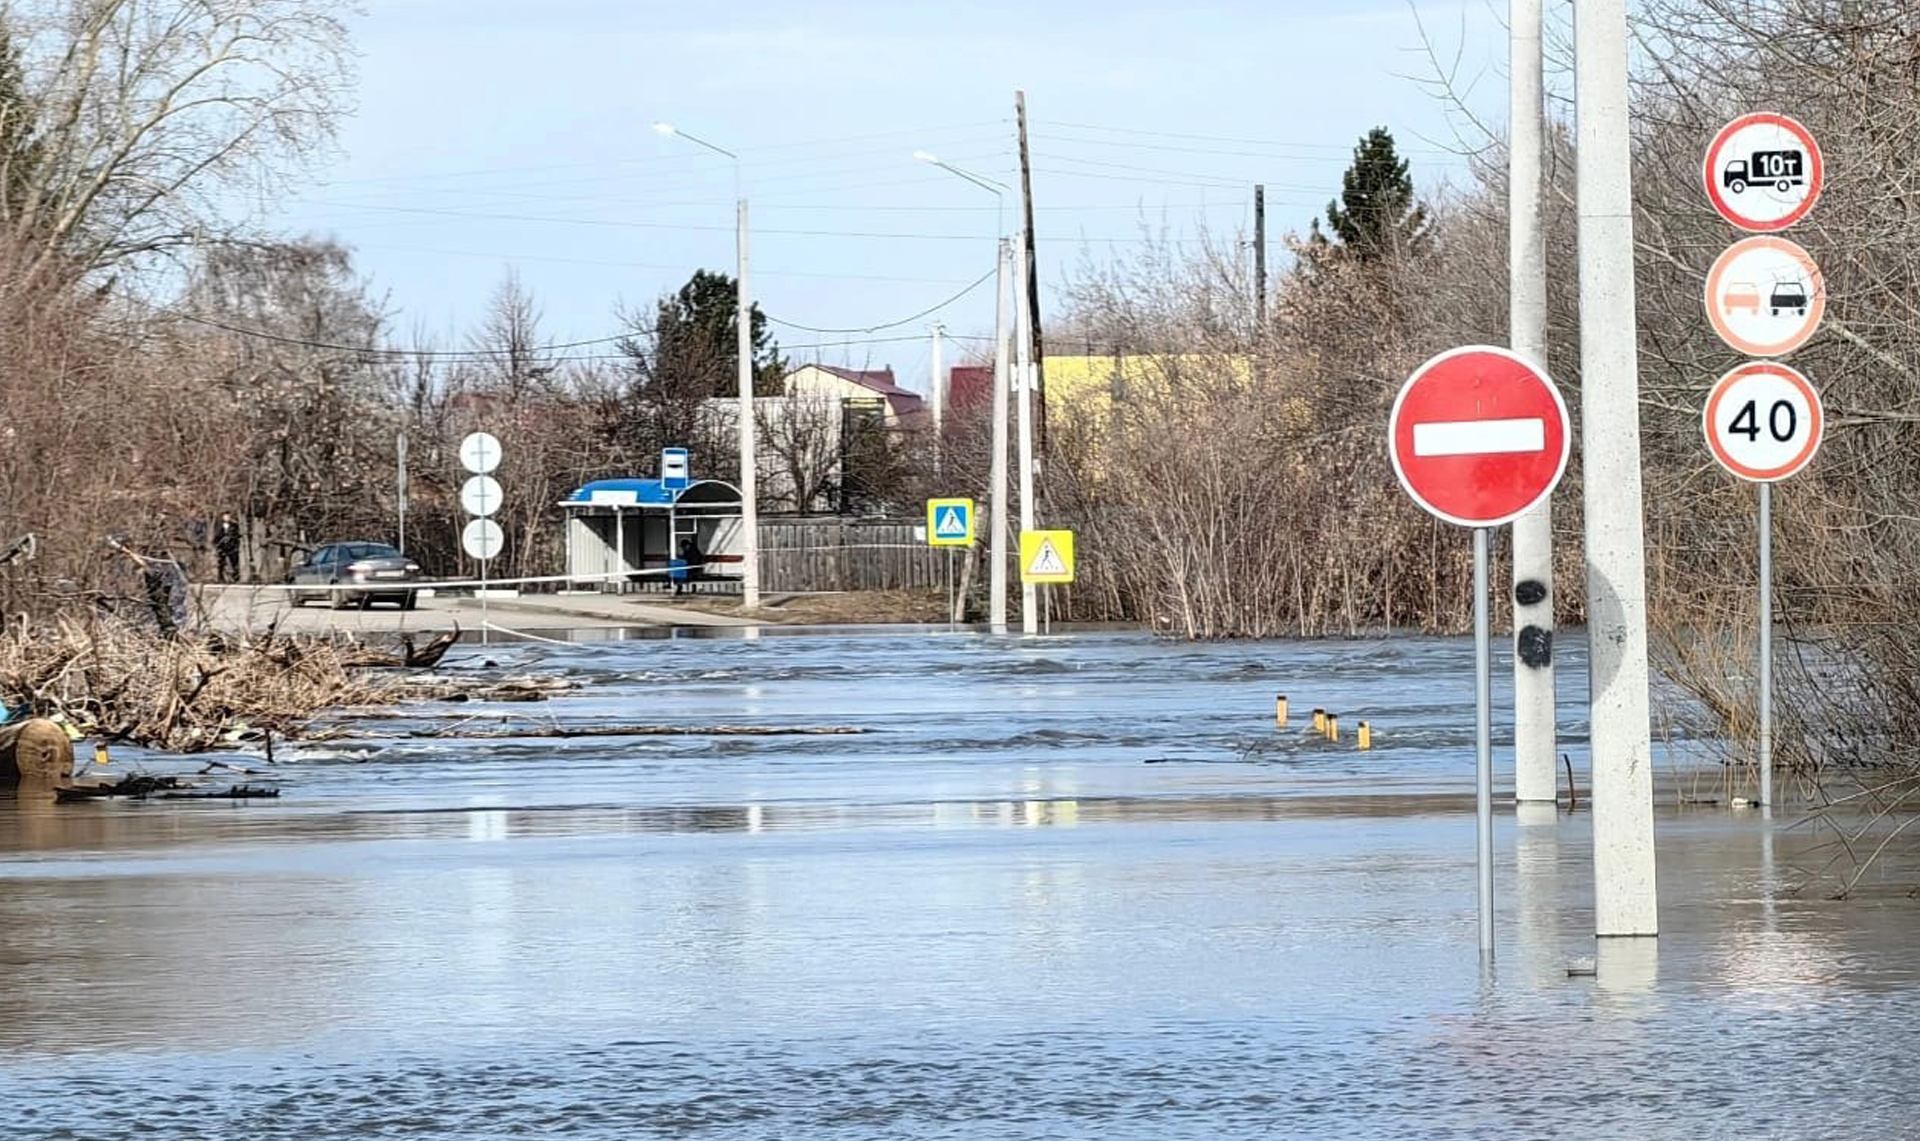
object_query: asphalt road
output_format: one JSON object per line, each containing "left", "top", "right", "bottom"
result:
{"left": 198, "top": 585, "right": 762, "bottom": 635}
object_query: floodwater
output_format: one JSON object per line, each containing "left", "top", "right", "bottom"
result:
{"left": 2, "top": 629, "right": 1916, "bottom": 1139}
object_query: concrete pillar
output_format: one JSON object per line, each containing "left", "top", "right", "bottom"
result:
{"left": 1510, "top": 0, "right": 1559, "bottom": 804}
{"left": 1574, "top": 0, "right": 1659, "bottom": 937}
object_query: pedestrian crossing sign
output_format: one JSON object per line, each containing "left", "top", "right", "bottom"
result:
{"left": 1020, "top": 529, "right": 1075, "bottom": 584}
{"left": 926, "top": 498, "right": 975, "bottom": 547}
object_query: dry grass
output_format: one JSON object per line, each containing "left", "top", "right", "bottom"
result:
{"left": 674, "top": 589, "right": 951, "bottom": 626}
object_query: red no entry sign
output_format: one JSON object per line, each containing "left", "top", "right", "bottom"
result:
{"left": 1389, "top": 346, "right": 1571, "bottom": 528}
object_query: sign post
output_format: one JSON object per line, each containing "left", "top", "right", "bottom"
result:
{"left": 1702, "top": 363, "right": 1823, "bottom": 809}
{"left": 396, "top": 432, "right": 409, "bottom": 556}
{"left": 1019, "top": 528, "right": 1075, "bottom": 635}
{"left": 926, "top": 498, "right": 976, "bottom": 630}
{"left": 1703, "top": 113, "right": 1824, "bottom": 810}
{"left": 460, "top": 432, "right": 504, "bottom": 645}
{"left": 1389, "top": 345, "right": 1571, "bottom": 959}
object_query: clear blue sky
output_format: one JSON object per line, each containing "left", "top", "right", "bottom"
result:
{"left": 269, "top": 0, "right": 1504, "bottom": 386}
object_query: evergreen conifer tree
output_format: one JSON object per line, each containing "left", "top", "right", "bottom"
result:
{"left": 1312, "top": 127, "right": 1429, "bottom": 260}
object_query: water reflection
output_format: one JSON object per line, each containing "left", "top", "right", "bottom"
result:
{"left": 2, "top": 631, "right": 1918, "bottom": 1139}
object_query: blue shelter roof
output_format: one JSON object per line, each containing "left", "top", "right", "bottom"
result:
{"left": 566, "top": 478, "right": 677, "bottom": 506}
{"left": 561, "top": 477, "right": 741, "bottom": 509}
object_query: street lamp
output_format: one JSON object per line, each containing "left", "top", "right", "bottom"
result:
{"left": 917, "top": 151, "right": 1015, "bottom": 635}
{"left": 917, "top": 150, "right": 1036, "bottom": 636}
{"left": 658, "top": 120, "right": 759, "bottom": 610}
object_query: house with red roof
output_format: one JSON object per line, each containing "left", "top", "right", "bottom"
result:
{"left": 946, "top": 365, "right": 995, "bottom": 415}
{"left": 783, "top": 364, "right": 927, "bottom": 424}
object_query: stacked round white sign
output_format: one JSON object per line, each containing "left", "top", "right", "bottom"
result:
{"left": 459, "top": 432, "right": 505, "bottom": 560}
{"left": 1701, "top": 113, "right": 1825, "bottom": 481}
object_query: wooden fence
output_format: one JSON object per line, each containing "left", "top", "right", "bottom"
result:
{"left": 758, "top": 516, "right": 940, "bottom": 593}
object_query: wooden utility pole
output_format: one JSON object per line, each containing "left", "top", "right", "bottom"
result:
{"left": 1254, "top": 184, "right": 1267, "bottom": 328}
{"left": 1015, "top": 90, "right": 1045, "bottom": 451}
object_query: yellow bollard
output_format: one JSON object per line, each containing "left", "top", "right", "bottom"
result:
{"left": 1326, "top": 714, "right": 1339, "bottom": 743}
{"left": 1357, "top": 721, "right": 1372, "bottom": 751}
{"left": 1275, "top": 694, "right": 1289, "bottom": 729}
{"left": 1311, "top": 708, "right": 1325, "bottom": 734}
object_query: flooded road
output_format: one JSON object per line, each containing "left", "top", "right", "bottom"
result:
{"left": 2, "top": 630, "right": 1914, "bottom": 1139}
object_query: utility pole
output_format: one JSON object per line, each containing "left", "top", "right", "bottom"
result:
{"left": 1254, "top": 184, "right": 1267, "bottom": 330}
{"left": 1575, "top": 0, "right": 1659, "bottom": 937}
{"left": 737, "top": 197, "right": 760, "bottom": 610}
{"left": 989, "top": 239, "right": 1012, "bottom": 635}
{"left": 654, "top": 122, "right": 758, "bottom": 610}
{"left": 929, "top": 321, "right": 946, "bottom": 442}
{"left": 1510, "top": 0, "right": 1557, "bottom": 804}
{"left": 1013, "top": 230, "right": 1038, "bottom": 636}
{"left": 1015, "top": 90, "right": 1046, "bottom": 453}
{"left": 396, "top": 431, "right": 408, "bottom": 553}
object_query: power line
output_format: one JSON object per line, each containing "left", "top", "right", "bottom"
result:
{"left": 320, "top": 138, "right": 1013, "bottom": 205}
{"left": 765, "top": 264, "right": 997, "bottom": 334}
{"left": 1038, "top": 152, "right": 1333, "bottom": 193}
{"left": 296, "top": 154, "right": 1013, "bottom": 222}
{"left": 299, "top": 198, "right": 1223, "bottom": 244}
{"left": 1031, "top": 118, "right": 1462, "bottom": 156}
{"left": 350, "top": 243, "right": 984, "bottom": 284}
{"left": 147, "top": 303, "right": 633, "bottom": 359}
{"left": 319, "top": 121, "right": 1010, "bottom": 189}
{"left": 127, "top": 264, "right": 1003, "bottom": 361}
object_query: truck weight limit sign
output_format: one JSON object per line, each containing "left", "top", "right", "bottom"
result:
{"left": 1703, "top": 113, "right": 1823, "bottom": 232}
{"left": 1703, "top": 362, "right": 1823, "bottom": 482}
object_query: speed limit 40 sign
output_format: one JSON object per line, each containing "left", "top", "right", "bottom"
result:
{"left": 1703, "top": 362, "right": 1824, "bottom": 482}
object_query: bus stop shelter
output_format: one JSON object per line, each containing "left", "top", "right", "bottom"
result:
{"left": 559, "top": 478, "right": 744, "bottom": 592}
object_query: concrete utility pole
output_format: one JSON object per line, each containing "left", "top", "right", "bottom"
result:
{"left": 654, "top": 121, "right": 758, "bottom": 609}
{"left": 912, "top": 149, "right": 1011, "bottom": 633}
{"left": 736, "top": 197, "right": 760, "bottom": 609}
{"left": 1510, "top": 0, "right": 1557, "bottom": 804}
{"left": 929, "top": 321, "right": 946, "bottom": 442}
{"left": 989, "top": 239, "right": 1013, "bottom": 634}
{"left": 1575, "top": 0, "right": 1659, "bottom": 936}
{"left": 1015, "top": 90, "right": 1045, "bottom": 452}
{"left": 1013, "top": 232, "right": 1038, "bottom": 636}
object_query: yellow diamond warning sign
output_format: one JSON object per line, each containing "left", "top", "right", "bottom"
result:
{"left": 1020, "top": 529, "right": 1075, "bottom": 584}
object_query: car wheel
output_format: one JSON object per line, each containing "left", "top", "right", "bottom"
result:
{"left": 329, "top": 586, "right": 352, "bottom": 610}
{"left": 401, "top": 591, "right": 418, "bottom": 611}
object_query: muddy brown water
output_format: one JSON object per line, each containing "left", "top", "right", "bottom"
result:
{"left": 2, "top": 630, "right": 1914, "bottom": 1139}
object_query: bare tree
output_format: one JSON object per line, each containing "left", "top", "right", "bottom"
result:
{"left": 0, "top": 0, "right": 351, "bottom": 288}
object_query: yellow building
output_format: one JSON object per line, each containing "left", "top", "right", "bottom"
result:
{"left": 1037, "top": 352, "right": 1252, "bottom": 428}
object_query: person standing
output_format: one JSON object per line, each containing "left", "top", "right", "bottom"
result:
{"left": 213, "top": 512, "right": 242, "bottom": 584}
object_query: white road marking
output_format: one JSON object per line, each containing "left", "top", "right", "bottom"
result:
{"left": 1412, "top": 417, "right": 1546, "bottom": 457}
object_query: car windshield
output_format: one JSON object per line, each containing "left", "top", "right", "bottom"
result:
{"left": 343, "top": 543, "right": 401, "bottom": 560}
